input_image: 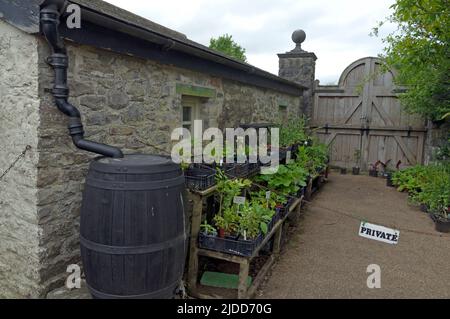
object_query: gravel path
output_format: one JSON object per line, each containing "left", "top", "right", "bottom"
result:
{"left": 258, "top": 173, "right": 450, "bottom": 299}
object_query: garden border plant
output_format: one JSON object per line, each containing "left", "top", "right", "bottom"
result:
{"left": 392, "top": 163, "right": 450, "bottom": 233}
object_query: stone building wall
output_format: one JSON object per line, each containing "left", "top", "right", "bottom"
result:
{"left": 220, "top": 79, "right": 301, "bottom": 128}
{"left": 33, "top": 39, "right": 302, "bottom": 296}
{"left": 0, "top": 20, "right": 41, "bottom": 298}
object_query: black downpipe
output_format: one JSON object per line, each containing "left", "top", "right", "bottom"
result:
{"left": 40, "top": 3, "right": 124, "bottom": 158}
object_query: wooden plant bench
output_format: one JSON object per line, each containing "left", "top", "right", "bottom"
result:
{"left": 186, "top": 185, "right": 304, "bottom": 299}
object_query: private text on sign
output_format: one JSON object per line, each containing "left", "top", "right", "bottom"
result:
{"left": 359, "top": 222, "right": 400, "bottom": 245}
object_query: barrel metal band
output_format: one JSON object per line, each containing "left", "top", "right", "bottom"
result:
{"left": 87, "top": 280, "right": 180, "bottom": 299}
{"left": 85, "top": 175, "right": 185, "bottom": 191}
{"left": 80, "top": 233, "right": 186, "bottom": 255}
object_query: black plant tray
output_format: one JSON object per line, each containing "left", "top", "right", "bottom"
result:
{"left": 267, "top": 213, "right": 279, "bottom": 233}
{"left": 276, "top": 197, "right": 295, "bottom": 219}
{"left": 196, "top": 161, "right": 250, "bottom": 178}
{"left": 297, "top": 186, "right": 307, "bottom": 198}
{"left": 248, "top": 162, "right": 260, "bottom": 175}
{"left": 225, "top": 162, "right": 250, "bottom": 178}
{"left": 184, "top": 166, "right": 217, "bottom": 191}
{"left": 199, "top": 232, "right": 264, "bottom": 257}
{"left": 198, "top": 213, "right": 280, "bottom": 257}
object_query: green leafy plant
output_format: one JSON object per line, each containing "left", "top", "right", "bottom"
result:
{"left": 256, "top": 162, "right": 308, "bottom": 197}
{"left": 213, "top": 169, "right": 252, "bottom": 235}
{"left": 432, "top": 135, "right": 450, "bottom": 164}
{"left": 209, "top": 34, "right": 247, "bottom": 62}
{"left": 237, "top": 200, "right": 275, "bottom": 239}
{"left": 278, "top": 117, "right": 308, "bottom": 148}
{"left": 215, "top": 169, "right": 251, "bottom": 213}
{"left": 296, "top": 142, "right": 329, "bottom": 176}
{"left": 392, "top": 165, "right": 428, "bottom": 195}
{"left": 373, "top": 0, "right": 450, "bottom": 120}
{"left": 200, "top": 220, "right": 217, "bottom": 236}
{"left": 213, "top": 207, "right": 240, "bottom": 236}
{"left": 180, "top": 161, "right": 190, "bottom": 171}
{"left": 250, "top": 190, "right": 287, "bottom": 210}
{"left": 393, "top": 164, "right": 450, "bottom": 219}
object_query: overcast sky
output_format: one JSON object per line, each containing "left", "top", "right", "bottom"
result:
{"left": 104, "top": 0, "right": 396, "bottom": 84}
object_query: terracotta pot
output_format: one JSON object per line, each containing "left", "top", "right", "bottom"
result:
{"left": 218, "top": 228, "right": 225, "bottom": 239}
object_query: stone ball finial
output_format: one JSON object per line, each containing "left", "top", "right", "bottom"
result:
{"left": 292, "top": 29, "right": 306, "bottom": 45}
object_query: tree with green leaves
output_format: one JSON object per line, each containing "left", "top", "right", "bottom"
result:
{"left": 374, "top": 0, "right": 450, "bottom": 121}
{"left": 209, "top": 34, "right": 247, "bottom": 62}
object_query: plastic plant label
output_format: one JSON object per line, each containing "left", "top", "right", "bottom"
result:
{"left": 359, "top": 222, "right": 400, "bottom": 245}
{"left": 266, "top": 191, "right": 271, "bottom": 200}
{"left": 233, "top": 196, "right": 246, "bottom": 205}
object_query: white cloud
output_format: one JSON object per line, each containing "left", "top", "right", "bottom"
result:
{"left": 104, "top": 0, "right": 396, "bottom": 83}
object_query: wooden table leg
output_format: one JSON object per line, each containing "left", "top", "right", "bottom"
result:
{"left": 187, "top": 194, "right": 203, "bottom": 295}
{"left": 273, "top": 223, "right": 283, "bottom": 255}
{"left": 306, "top": 178, "right": 313, "bottom": 201}
{"left": 238, "top": 260, "right": 250, "bottom": 299}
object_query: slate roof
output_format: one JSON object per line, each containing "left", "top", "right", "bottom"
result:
{"left": 0, "top": 0, "right": 305, "bottom": 94}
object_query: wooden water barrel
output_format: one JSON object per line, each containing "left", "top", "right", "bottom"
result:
{"left": 80, "top": 155, "right": 186, "bottom": 299}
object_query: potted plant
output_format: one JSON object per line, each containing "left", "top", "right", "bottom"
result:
{"left": 431, "top": 208, "right": 450, "bottom": 233}
{"left": 213, "top": 170, "right": 251, "bottom": 237}
{"left": 251, "top": 190, "right": 287, "bottom": 221}
{"left": 393, "top": 164, "right": 450, "bottom": 232}
{"left": 256, "top": 162, "right": 307, "bottom": 199}
{"left": 200, "top": 220, "right": 218, "bottom": 236}
{"left": 213, "top": 208, "right": 239, "bottom": 238}
{"left": 369, "top": 161, "right": 380, "bottom": 177}
{"left": 386, "top": 160, "right": 402, "bottom": 187}
{"left": 295, "top": 143, "right": 328, "bottom": 177}
{"left": 238, "top": 200, "right": 275, "bottom": 240}
{"left": 418, "top": 168, "right": 450, "bottom": 233}
{"left": 352, "top": 149, "right": 361, "bottom": 175}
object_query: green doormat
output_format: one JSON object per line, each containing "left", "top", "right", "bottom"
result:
{"left": 200, "top": 272, "right": 252, "bottom": 289}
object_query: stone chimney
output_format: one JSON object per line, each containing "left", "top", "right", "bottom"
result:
{"left": 278, "top": 30, "right": 317, "bottom": 118}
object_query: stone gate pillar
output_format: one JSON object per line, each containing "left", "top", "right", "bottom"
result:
{"left": 278, "top": 30, "right": 317, "bottom": 118}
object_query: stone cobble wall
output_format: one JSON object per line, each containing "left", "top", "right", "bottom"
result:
{"left": 279, "top": 55, "right": 316, "bottom": 118}
{"left": 220, "top": 79, "right": 301, "bottom": 128}
{"left": 0, "top": 20, "right": 41, "bottom": 298}
{"left": 35, "top": 40, "right": 302, "bottom": 296}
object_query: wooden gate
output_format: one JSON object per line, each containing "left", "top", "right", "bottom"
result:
{"left": 312, "top": 57, "right": 426, "bottom": 171}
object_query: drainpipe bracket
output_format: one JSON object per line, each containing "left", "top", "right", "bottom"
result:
{"left": 46, "top": 54, "right": 69, "bottom": 68}
{"left": 52, "top": 85, "right": 69, "bottom": 99}
{"left": 40, "top": 7, "right": 61, "bottom": 24}
{"left": 68, "top": 117, "right": 85, "bottom": 136}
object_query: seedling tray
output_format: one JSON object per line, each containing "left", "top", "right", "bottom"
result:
{"left": 199, "top": 232, "right": 264, "bottom": 257}
{"left": 185, "top": 166, "right": 217, "bottom": 191}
